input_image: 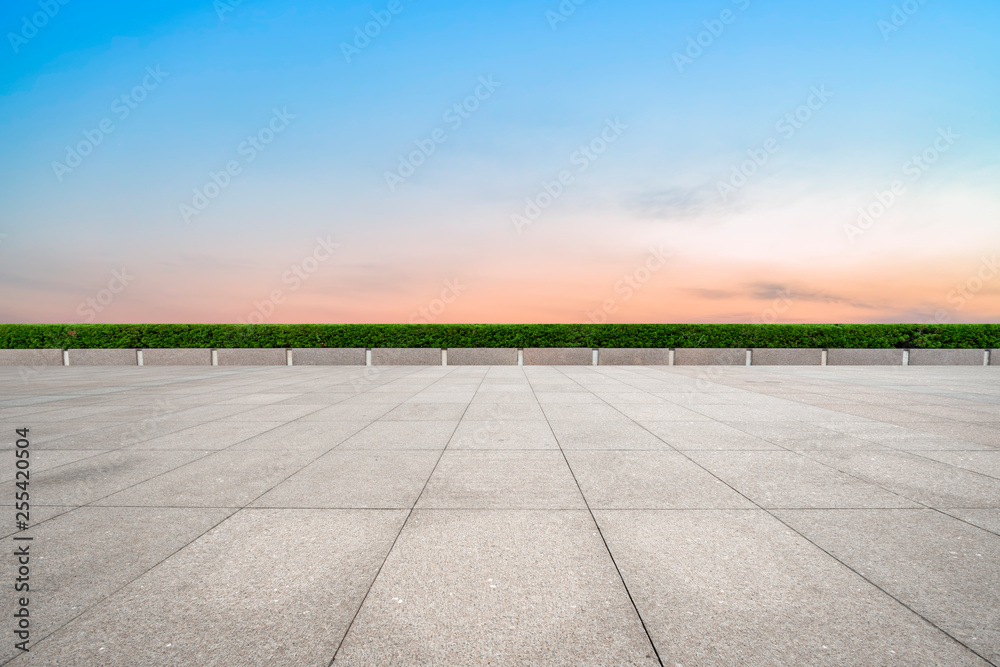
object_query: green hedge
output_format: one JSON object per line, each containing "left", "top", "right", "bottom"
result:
{"left": 0, "top": 324, "right": 997, "bottom": 349}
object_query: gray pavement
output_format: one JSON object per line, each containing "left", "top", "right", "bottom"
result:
{"left": 0, "top": 364, "right": 998, "bottom": 666}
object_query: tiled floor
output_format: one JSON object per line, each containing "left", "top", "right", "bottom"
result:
{"left": 1, "top": 364, "right": 998, "bottom": 666}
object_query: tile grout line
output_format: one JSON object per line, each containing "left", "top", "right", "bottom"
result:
{"left": 0, "top": 508, "right": 238, "bottom": 666}
{"left": 8, "top": 366, "right": 432, "bottom": 661}
{"left": 9, "top": 364, "right": 998, "bottom": 663}
{"left": 326, "top": 364, "right": 480, "bottom": 665}
{"left": 532, "top": 365, "right": 665, "bottom": 667}
{"left": 567, "top": 364, "right": 996, "bottom": 665}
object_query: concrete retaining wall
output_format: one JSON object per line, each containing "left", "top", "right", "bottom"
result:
{"left": 142, "top": 349, "right": 212, "bottom": 366}
{"left": 751, "top": 348, "right": 823, "bottom": 366}
{"left": 907, "top": 349, "right": 985, "bottom": 366}
{"left": 599, "top": 348, "right": 671, "bottom": 365}
{"left": 371, "top": 348, "right": 442, "bottom": 366}
{"left": 827, "top": 349, "right": 905, "bottom": 366}
{"left": 216, "top": 348, "right": 288, "bottom": 366}
{"left": 291, "top": 348, "right": 366, "bottom": 366}
{"left": 674, "top": 348, "right": 746, "bottom": 366}
{"left": 67, "top": 349, "right": 137, "bottom": 366}
{"left": 523, "top": 348, "right": 593, "bottom": 365}
{"left": 2, "top": 347, "right": 998, "bottom": 367}
{"left": 447, "top": 348, "right": 517, "bottom": 365}
{"left": 0, "top": 349, "right": 64, "bottom": 366}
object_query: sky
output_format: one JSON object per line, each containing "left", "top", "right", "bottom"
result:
{"left": 1, "top": 0, "right": 998, "bottom": 325}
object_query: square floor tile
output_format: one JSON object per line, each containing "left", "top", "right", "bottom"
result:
{"left": 416, "top": 451, "right": 584, "bottom": 509}
{"left": 596, "top": 509, "right": 987, "bottom": 665}
{"left": 333, "top": 510, "right": 658, "bottom": 665}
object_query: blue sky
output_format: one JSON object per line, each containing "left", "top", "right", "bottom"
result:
{"left": 1, "top": 0, "right": 998, "bottom": 323}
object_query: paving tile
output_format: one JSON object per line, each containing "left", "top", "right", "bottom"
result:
{"left": 33, "top": 450, "right": 211, "bottom": 506}
{"left": 15, "top": 405, "right": 137, "bottom": 423}
{"left": 99, "top": 450, "right": 317, "bottom": 507}
{"left": 271, "top": 392, "right": 353, "bottom": 405}
{"left": 914, "top": 451, "right": 1000, "bottom": 479}
{"left": 547, "top": 419, "right": 669, "bottom": 450}
{"left": 333, "top": 510, "right": 658, "bottom": 665}
{"left": 335, "top": 391, "right": 416, "bottom": 404}
{"left": 464, "top": 402, "right": 545, "bottom": 420}
{"left": 540, "top": 403, "right": 632, "bottom": 421}
{"left": 944, "top": 509, "right": 1000, "bottom": 536}
{"left": 596, "top": 392, "right": 667, "bottom": 404}
{"left": 0, "top": 507, "right": 233, "bottom": 663}
{"left": 596, "top": 509, "right": 988, "bottom": 666}
{"left": 215, "top": 404, "right": 326, "bottom": 421}
{"left": 416, "top": 451, "right": 585, "bottom": 509}
{"left": 688, "top": 403, "right": 799, "bottom": 421}
{"left": 337, "top": 420, "right": 458, "bottom": 449}
{"left": 470, "top": 391, "right": 540, "bottom": 405}
{"left": 32, "top": 421, "right": 200, "bottom": 450}
{"left": 20, "top": 509, "right": 407, "bottom": 666}
{"left": 228, "top": 420, "right": 370, "bottom": 452}
{"left": 253, "top": 450, "right": 440, "bottom": 508}
{"left": 448, "top": 420, "right": 559, "bottom": 449}
{"left": 875, "top": 436, "right": 992, "bottom": 451}
{"left": 727, "top": 421, "right": 853, "bottom": 445}
{"left": 806, "top": 451, "right": 1000, "bottom": 508}
{"left": 405, "top": 391, "right": 477, "bottom": 403}
{"left": 533, "top": 391, "right": 604, "bottom": 404}
{"left": 0, "top": 449, "right": 106, "bottom": 480}
{"left": 780, "top": 434, "right": 891, "bottom": 452}
{"left": 687, "top": 451, "right": 918, "bottom": 508}
{"left": 642, "top": 421, "right": 779, "bottom": 450}
{"left": 215, "top": 393, "right": 300, "bottom": 405}
{"left": 613, "top": 403, "right": 710, "bottom": 421}
{"left": 911, "top": 422, "right": 1000, "bottom": 447}
{"left": 379, "top": 403, "right": 468, "bottom": 421}
{"left": 565, "top": 450, "right": 754, "bottom": 509}
{"left": 298, "top": 403, "right": 396, "bottom": 421}
{"left": 775, "top": 509, "right": 1000, "bottom": 664}
{"left": 129, "top": 420, "right": 285, "bottom": 450}
{"left": 158, "top": 404, "right": 258, "bottom": 422}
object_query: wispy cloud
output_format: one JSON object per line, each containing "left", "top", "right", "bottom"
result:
{"left": 747, "top": 282, "right": 878, "bottom": 310}
{"left": 622, "top": 184, "right": 728, "bottom": 222}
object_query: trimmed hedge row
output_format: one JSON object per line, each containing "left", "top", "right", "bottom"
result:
{"left": 1, "top": 324, "right": 998, "bottom": 349}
